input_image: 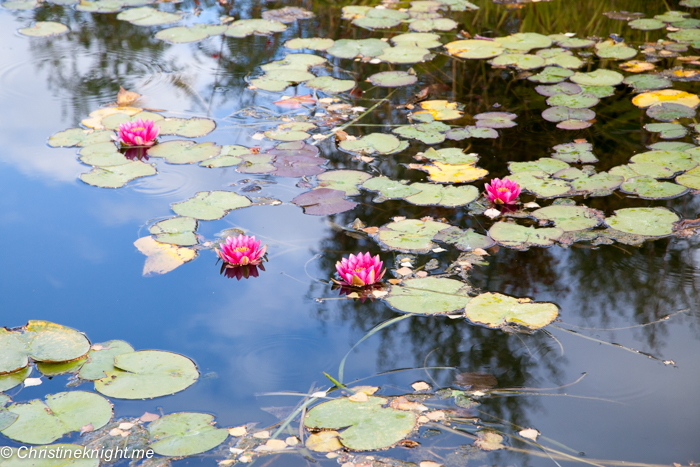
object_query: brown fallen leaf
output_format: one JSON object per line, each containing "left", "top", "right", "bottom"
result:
{"left": 228, "top": 426, "right": 247, "bottom": 437}
{"left": 395, "top": 267, "right": 413, "bottom": 276}
{"left": 80, "top": 424, "right": 94, "bottom": 435}
{"left": 273, "top": 94, "right": 316, "bottom": 109}
{"left": 411, "top": 381, "right": 431, "bottom": 391}
{"left": 140, "top": 412, "right": 160, "bottom": 422}
{"left": 109, "top": 428, "right": 125, "bottom": 437}
{"left": 399, "top": 440, "right": 420, "bottom": 448}
{"left": 335, "top": 130, "right": 349, "bottom": 142}
{"left": 117, "top": 87, "right": 142, "bottom": 106}
{"left": 349, "top": 392, "right": 369, "bottom": 402}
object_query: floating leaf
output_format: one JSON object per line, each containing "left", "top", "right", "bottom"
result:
{"left": 18, "top": 21, "right": 68, "bottom": 37}
{"left": 327, "top": 39, "right": 389, "bottom": 59}
{"left": 433, "top": 226, "right": 495, "bottom": 251}
{"left": 570, "top": 172, "right": 623, "bottom": 195}
{"left": 305, "top": 76, "right": 355, "bottom": 93}
{"left": 623, "top": 74, "right": 672, "bottom": 92}
{"left": 551, "top": 142, "right": 598, "bottom": 163}
{"left": 644, "top": 123, "right": 687, "bottom": 139}
{"left": 100, "top": 111, "right": 163, "bottom": 131}
{"left": 604, "top": 207, "right": 679, "bottom": 236}
{"left": 393, "top": 122, "right": 450, "bottom": 144}
{"left": 556, "top": 119, "right": 593, "bottom": 130}
{"left": 48, "top": 128, "right": 114, "bottom": 148}
{"left": 304, "top": 396, "right": 416, "bottom": 451}
{"left": 384, "top": 277, "right": 471, "bottom": 314}
{"left": 37, "top": 358, "right": 86, "bottom": 377}
{"left": 0, "top": 367, "right": 31, "bottom": 393}
{"left": 200, "top": 145, "right": 249, "bottom": 168}
{"left": 158, "top": 118, "right": 216, "bottom": 138}
{"left": 667, "top": 28, "right": 700, "bottom": 43}
{"left": 528, "top": 66, "right": 574, "bottom": 84}
{"left": 649, "top": 142, "right": 696, "bottom": 151}
{"left": 268, "top": 141, "right": 325, "bottom": 177}
{"left": 94, "top": 350, "right": 198, "bottom": 399}
{"left": 79, "top": 340, "right": 135, "bottom": 381}
{"left": 628, "top": 18, "right": 665, "bottom": 30}
{"left": 549, "top": 34, "right": 595, "bottom": 49}
{"left": 510, "top": 158, "right": 569, "bottom": 174}
{"left": 531, "top": 205, "right": 602, "bottom": 231}
{"left": 264, "top": 122, "right": 316, "bottom": 141}
{"left": 81, "top": 106, "right": 142, "bottom": 129}
{"left": 149, "top": 217, "right": 198, "bottom": 246}
{"left": 542, "top": 107, "right": 595, "bottom": 123}
{"left": 292, "top": 188, "right": 357, "bottom": 215}
{"left": 172, "top": 191, "right": 252, "bottom": 221}
{"left": 578, "top": 85, "right": 615, "bottom": 98}
{"left": 445, "top": 40, "right": 504, "bottom": 59}
{"left": 154, "top": 24, "right": 226, "bottom": 43}
{"left": 490, "top": 53, "right": 545, "bottom": 70}
{"left": 413, "top": 100, "right": 463, "bottom": 121}
{"left": 404, "top": 183, "right": 479, "bottom": 206}
{"left": 116, "top": 7, "right": 182, "bottom": 26}
{"left": 646, "top": 103, "right": 696, "bottom": 122}
{"left": 133, "top": 237, "right": 196, "bottom": 276}
{"left": 261, "top": 6, "right": 313, "bottom": 23}
{"left": 411, "top": 161, "right": 488, "bottom": 183}
{"left": 630, "top": 150, "right": 697, "bottom": 175}
{"left": 464, "top": 293, "right": 558, "bottom": 329}
{"left": 508, "top": 171, "right": 571, "bottom": 198}
{"left": 149, "top": 413, "right": 228, "bottom": 456}
{"left": 353, "top": 8, "right": 409, "bottom": 29}
{"left": 676, "top": 166, "right": 700, "bottom": 189}
{"left": 418, "top": 147, "right": 479, "bottom": 165}
{"left": 620, "top": 60, "right": 656, "bottom": 73}
{"left": 377, "top": 46, "right": 431, "bottom": 64}
{"left": 373, "top": 219, "right": 450, "bottom": 253}
{"left": 76, "top": 0, "right": 125, "bottom": 13}
{"left": 571, "top": 69, "right": 624, "bottom": 86}
{"left": 546, "top": 93, "right": 599, "bottom": 109}
{"left": 339, "top": 133, "right": 408, "bottom": 155}
{"left": 367, "top": 71, "right": 417, "bottom": 87}
{"left": 495, "top": 32, "right": 552, "bottom": 52}
{"left": 2, "top": 1, "right": 37, "bottom": 10}
{"left": 409, "top": 18, "right": 457, "bottom": 32}
{"left": 147, "top": 141, "right": 220, "bottom": 164}
{"left": 489, "top": 222, "right": 563, "bottom": 249}
{"left": 632, "top": 89, "right": 700, "bottom": 108}
{"left": 362, "top": 177, "right": 421, "bottom": 200}
{"left": 78, "top": 144, "right": 129, "bottom": 168}
{"left": 474, "top": 112, "right": 517, "bottom": 128}
{"left": 391, "top": 32, "right": 441, "bottom": 48}
{"left": 595, "top": 40, "right": 637, "bottom": 60}
{"left": 620, "top": 176, "right": 688, "bottom": 199}
{"left": 224, "top": 19, "right": 286, "bottom": 37}
{"left": 316, "top": 170, "right": 372, "bottom": 196}
{"left": 0, "top": 392, "right": 112, "bottom": 444}
{"left": 81, "top": 161, "right": 156, "bottom": 188}
{"left": 285, "top": 37, "right": 334, "bottom": 51}
{"left": 445, "top": 126, "right": 498, "bottom": 140}
{"left": 655, "top": 11, "right": 689, "bottom": 22}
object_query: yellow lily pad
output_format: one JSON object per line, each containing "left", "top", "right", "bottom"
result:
{"left": 134, "top": 237, "right": 196, "bottom": 276}
{"left": 413, "top": 100, "right": 463, "bottom": 121}
{"left": 631, "top": 89, "right": 700, "bottom": 109}
{"left": 412, "top": 161, "right": 488, "bottom": 183}
{"left": 81, "top": 107, "right": 143, "bottom": 129}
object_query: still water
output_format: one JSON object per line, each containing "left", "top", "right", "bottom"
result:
{"left": 1, "top": 0, "right": 700, "bottom": 465}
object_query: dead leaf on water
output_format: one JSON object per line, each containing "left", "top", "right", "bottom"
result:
{"left": 229, "top": 426, "right": 247, "bottom": 437}
{"left": 134, "top": 237, "right": 196, "bottom": 276}
{"left": 140, "top": 412, "right": 160, "bottom": 422}
{"left": 519, "top": 428, "right": 539, "bottom": 441}
{"left": 306, "top": 431, "right": 343, "bottom": 452}
{"left": 117, "top": 87, "right": 142, "bottom": 106}
{"left": 474, "top": 432, "right": 504, "bottom": 451}
{"left": 410, "top": 161, "right": 488, "bottom": 183}
{"left": 412, "top": 381, "right": 431, "bottom": 391}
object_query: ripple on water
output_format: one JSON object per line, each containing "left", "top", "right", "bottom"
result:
{"left": 130, "top": 164, "right": 197, "bottom": 200}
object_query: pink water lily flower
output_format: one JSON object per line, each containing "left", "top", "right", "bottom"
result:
{"left": 118, "top": 119, "right": 160, "bottom": 147}
{"left": 216, "top": 235, "right": 267, "bottom": 266}
{"left": 485, "top": 177, "right": 521, "bottom": 205}
{"left": 335, "top": 252, "right": 385, "bottom": 287}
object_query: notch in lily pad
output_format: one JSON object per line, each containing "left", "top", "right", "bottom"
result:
{"left": 384, "top": 277, "right": 471, "bottom": 315}
{"left": 464, "top": 293, "right": 558, "bottom": 330}
{"left": 172, "top": 191, "right": 253, "bottom": 221}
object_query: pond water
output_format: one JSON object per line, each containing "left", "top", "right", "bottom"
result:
{"left": 1, "top": 0, "right": 700, "bottom": 466}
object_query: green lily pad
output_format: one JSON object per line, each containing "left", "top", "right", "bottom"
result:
{"left": 393, "top": 122, "right": 450, "bottom": 144}
{"left": 362, "top": 177, "right": 421, "bottom": 201}
{"left": 78, "top": 143, "right": 131, "bottom": 167}
{"left": 655, "top": 11, "right": 689, "bottom": 22}
{"left": 391, "top": 32, "right": 441, "bottom": 48}
{"left": 384, "top": 277, "right": 471, "bottom": 315}
{"left": 620, "top": 176, "right": 688, "bottom": 199}
{"left": 285, "top": 37, "right": 335, "bottom": 51}
{"left": 464, "top": 293, "right": 559, "bottom": 329}
{"left": 305, "top": 76, "right": 355, "bottom": 93}
{"left": 0, "top": 367, "right": 31, "bottom": 393}
{"left": 644, "top": 123, "right": 687, "bottom": 139}
{"left": 578, "top": 84, "right": 616, "bottom": 98}
{"left": 549, "top": 35, "right": 595, "bottom": 49}
{"left": 542, "top": 52, "right": 583, "bottom": 69}
{"left": 172, "top": 191, "right": 252, "bottom": 221}
{"left": 340, "top": 133, "right": 408, "bottom": 155}
{"left": 100, "top": 111, "right": 163, "bottom": 131}
{"left": 94, "top": 350, "right": 198, "bottom": 399}
{"left": 649, "top": 142, "right": 696, "bottom": 151}
{"left": 623, "top": 74, "right": 672, "bottom": 92}
{"left": 316, "top": 170, "right": 372, "bottom": 196}
{"left": 444, "top": 39, "right": 504, "bottom": 59}
{"left": 237, "top": 154, "right": 275, "bottom": 174}
{"left": 200, "top": 145, "right": 250, "bottom": 168}
{"left": 571, "top": 69, "right": 624, "bottom": 86}
{"left": 409, "top": 18, "right": 457, "bottom": 32}
{"left": 117, "top": 7, "right": 182, "bottom": 26}
{"left": 18, "top": 21, "right": 69, "bottom": 37}
{"left": 374, "top": 219, "right": 450, "bottom": 253}
{"left": 149, "top": 217, "right": 198, "bottom": 246}
{"left": 378, "top": 46, "right": 431, "bottom": 64}
{"left": 646, "top": 103, "right": 696, "bottom": 122}
{"left": 528, "top": 66, "right": 574, "bottom": 84}
{"left": 37, "top": 358, "right": 87, "bottom": 377}
{"left": 532, "top": 205, "right": 602, "bottom": 231}
{"left": 368, "top": 71, "right": 418, "bottom": 87}
{"left": 404, "top": 183, "right": 479, "bottom": 206}
{"left": 48, "top": 128, "right": 115, "bottom": 147}
{"left": 418, "top": 148, "right": 479, "bottom": 165}
{"left": 628, "top": 18, "right": 666, "bottom": 30}
{"left": 570, "top": 172, "right": 624, "bottom": 195}
{"left": 155, "top": 24, "right": 226, "bottom": 44}
{"left": 353, "top": 8, "right": 409, "bottom": 29}
{"left": 262, "top": 54, "right": 326, "bottom": 72}
{"left": 262, "top": 6, "right": 313, "bottom": 23}
{"left": 595, "top": 40, "right": 637, "bottom": 60}
{"left": 630, "top": 150, "right": 697, "bottom": 174}
{"left": 0, "top": 321, "right": 90, "bottom": 375}
{"left": 0, "top": 392, "right": 112, "bottom": 444}
{"left": 680, "top": 0, "right": 700, "bottom": 6}
{"left": 304, "top": 396, "right": 416, "bottom": 451}
{"left": 292, "top": 189, "right": 357, "bottom": 215}
{"left": 341, "top": 5, "right": 371, "bottom": 19}
{"left": 0, "top": 445, "right": 99, "bottom": 467}
{"left": 668, "top": 29, "right": 700, "bottom": 42}
{"left": 76, "top": 0, "right": 124, "bottom": 13}
{"left": 224, "top": 19, "right": 286, "bottom": 38}
{"left": 546, "top": 93, "right": 599, "bottom": 109}
{"left": 604, "top": 207, "right": 679, "bottom": 236}
{"left": 81, "top": 161, "right": 156, "bottom": 188}
{"left": 433, "top": 226, "right": 495, "bottom": 251}
{"left": 2, "top": 1, "right": 37, "bottom": 9}
{"left": 542, "top": 107, "right": 595, "bottom": 123}
{"left": 508, "top": 171, "right": 572, "bottom": 198}
{"left": 158, "top": 117, "right": 216, "bottom": 138}
{"left": 552, "top": 142, "right": 598, "bottom": 163}
{"left": 445, "top": 126, "right": 498, "bottom": 140}
{"left": 265, "top": 122, "right": 316, "bottom": 141}
{"left": 327, "top": 39, "right": 389, "bottom": 59}
{"left": 147, "top": 141, "right": 221, "bottom": 164}
{"left": 509, "top": 158, "right": 570, "bottom": 174}
{"left": 676, "top": 166, "right": 700, "bottom": 189}
{"left": 149, "top": 413, "right": 229, "bottom": 456}
{"left": 79, "top": 340, "right": 135, "bottom": 380}
{"left": 489, "top": 222, "right": 563, "bottom": 249}
{"left": 495, "top": 32, "right": 552, "bottom": 52}
{"left": 474, "top": 112, "right": 517, "bottom": 128}
{"left": 490, "top": 53, "right": 545, "bottom": 70}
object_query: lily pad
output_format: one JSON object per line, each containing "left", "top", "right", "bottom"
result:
{"left": 0, "top": 367, "right": 32, "bottom": 393}
{"left": 536, "top": 83, "right": 582, "bottom": 98}
{"left": 495, "top": 32, "right": 552, "bottom": 52}
{"left": 570, "top": 172, "right": 624, "bottom": 195}
{"left": 508, "top": 171, "right": 571, "bottom": 198}
{"left": 76, "top": 0, "right": 124, "bottom": 13}
{"left": 384, "top": 277, "right": 471, "bottom": 314}
{"left": 667, "top": 29, "right": 700, "bottom": 42}
{"left": 632, "top": 89, "right": 700, "bottom": 108}
{"left": 433, "top": 226, "right": 495, "bottom": 251}
{"left": 100, "top": 111, "right": 163, "bottom": 131}
{"left": 409, "top": 18, "right": 457, "bottom": 32}
{"left": 474, "top": 112, "right": 517, "bottom": 128}
{"left": 418, "top": 147, "right": 479, "bottom": 165}
{"left": 155, "top": 24, "right": 226, "bottom": 43}
{"left": 595, "top": 40, "right": 637, "bottom": 60}
{"left": 268, "top": 141, "right": 325, "bottom": 177}
{"left": 404, "top": 183, "right": 479, "bottom": 206}
{"left": 79, "top": 340, "right": 135, "bottom": 380}
{"left": 546, "top": 93, "right": 599, "bottom": 109}
{"left": 94, "top": 350, "right": 198, "bottom": 399}
{"left": 445, "top": 126, "right": 498, "bottom": 140}
{"left": 291, "top": 188, "right": 356, "bottom": 215}
{"left": 377, "top": 46, "right": 431, "bottom": 64}
{"left": 557, "top": 119, "right": 593, "bottom": 130}
{"left": 18, "top": 21, "right": 68, "bottom": 37}
{"left": 285, "top": 37, "right": 334, "bottom": 51}
{"left": 391, "top": 32, "right": 441, "bottom": 49}
{"left": 552, "top": 142, "right": 598, "bottom": 163}
{"left": 116, "top": 7, "right": 182, "bottom": 26}
{"left": 620, "top": 176, "right": 688, "bottom": 199}
{"left": 623, "top": 74, "right": 672, "bottom": 92}
{"left": 327, "top": 39, "right": 389, "bottom": 59}
{"left": 491, "top": 53, "right": 545, "bottom": 70}
{"left": 224, "top": 19, "right": 286, "bottom": 38}
{"left": 531, "top": 205, "right": 602, "bottom": 231}
{"left": 199, "top": 145, "right": 250, "bottom": 168}
{"left": 149, "top": 217, "right": 198, "bottom": 246}
{"left": 374, "top": 219, "right": 450, "bottom": 253}
{"left": 305, "top": 76, "right": 355, "bottom": 93}
{"left": 393, "top": 122, "right": 450, "bottom": 144}
{"left": 604, "top": 207, "right": 679, "bottom": 236}
{"left": 528, "top": 66, "right": 574, "bottom": 84}
{"left": 354, "top": 8, "right": 409, "bottom": 29}
{"left": 644, "top": 123, "right": 687, "bottom": 139}
{"left": 304, "top": 396, "right": 416, "bottom": 451}
{"left": 413, "top": 100, "right": 463, "bottom": 121}
{"left": 630, "top": 150, "right": 697, "bottom": 174}
{"left": 48, "top": 128, "right": 115, "bottom": 147}
{"left": 646, "top": 103, "right": 696, "bottom": 122}
{"left": 542, "top": 107, "right": 595, "bottom": 123}
{"left": 158, "top": 118, "right": 216, "bottom": 138}
{"left": 262, "top": 6, "right": 313, "bottom": 23}
{"left": 340, "top": 133, "right": 408, "bottom": 155}
{"left": 0, "top": 392, "right": 112, "bottom": 444}
{"left": 464, "top": 293, "right": 559, "bottom": 329}
{"left": 81, "top": 161, "right": 156, "bottom": 188}
{"left": 489, "top": 222, "right": 563, "bottom": 249}
{"left": 265, "top": 122, "right": 316, "bottom": 141}
{"left": 628, "top": 18, "right": 666, "bottom": 30}
{"left": 2, "top": 1, "right": 37, "bottom": 9}
{"left": 172, "top": 191, "right": 252, "bottom": 221}
{"left": 149, "top": 413, "right": 229, "bottom": 456}
{"left": 410, "top": 161, "right": 488, "bottom": 183}
{"left": 676, "top": 166, "right": 700, "bottom": 189}
{"left": 36, "top": 358, "right": 87, "bottom": 377}
{"left": 509, "top": 158, "right": 569, "bottom": 174}
{"left": 549, "top": 35, "right": 595, "bottom": 49}
{"left": 316, "top": 170, "right": 372, "bottom": 196}
{"left": 362, "top": 177, "right": 421, "bottom": 200}
{"left": 368, "top": 71, "right": 418, "bottom": 87}
{"left": 445, "top": 40, "right": 504, "bottom": 59}
{"left": 147, "top": 141, "right": 220, "bottom": 164}
{"left": 571, "top": 69, "right": 624, "bottom": 86}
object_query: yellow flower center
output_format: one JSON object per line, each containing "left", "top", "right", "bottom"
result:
{"left": 353, "top": 267, "right": 366, "bottom": 272}
{"left": 232, "top": 246, "right": 251, "bottom": 253}
{"left": 497, "top": 187, "right": 510, "bottom": 192}
{"left": 132, "top": 127, "right": 144, "bottom": 132}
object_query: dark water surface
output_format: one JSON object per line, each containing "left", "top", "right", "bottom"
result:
{"left": 1, "top": 0, "right": 700, "bottom": 465}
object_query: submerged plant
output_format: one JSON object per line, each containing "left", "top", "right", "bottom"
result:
{"left": 119, "top": 119, "right": 160, "bottom": 147}
{"left": 334, "top": 252, "right": 385, "bottom": 287}
{"left": 485, "top": 178, "right": 521, "bottom": 205}
{"left": 216, "top": 234, "right": 267, "bottom": 266}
